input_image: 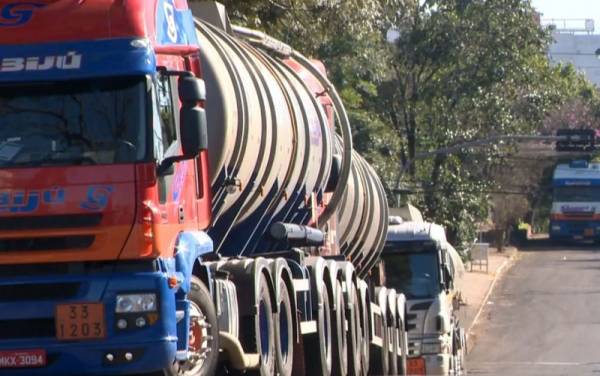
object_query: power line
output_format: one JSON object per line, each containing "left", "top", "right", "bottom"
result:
{"left": 402, "top": 189, "right": 532, "bottom": 195}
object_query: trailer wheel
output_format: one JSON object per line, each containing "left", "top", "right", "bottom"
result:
{"left": 359, "top": 291, "right": 370, "bottom": 375}
{"left": 346, "top": 284, "right": 361, "bottom": 376}
{"left": 164, "top": 276, "right": 219, "bottom": 376}
{"left": 247, "top": 273, "right": 276, "bottom": 376}
{"left": 388, "top": 325, "right": 398, "bottom": 375}
{"left": 275, "top": 278, "right": 294, "bottom": 376}
{"left": 381, "top": 318, "right": 389, "bottom": 376}
{"left": 458, "top": 327, "right": 467, "bottom": 375}
{"left": 305, "top": 281, "right": 332, "bottom": 375}
{"left": 370, "top": 314, "right": 389, "bottom": 375}
{"left": 398, "top": 325, "right": 408, "bottom": 375}
{"left": 332, "top": 281, "right": 348, "bottom": 376}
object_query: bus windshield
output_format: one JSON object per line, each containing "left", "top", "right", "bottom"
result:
{"left": 554, "top": 186, "right": 600, "bottom": 202}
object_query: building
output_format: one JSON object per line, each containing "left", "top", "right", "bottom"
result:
{"left": 544, "top": 18, "right": 600, "bottom": 86}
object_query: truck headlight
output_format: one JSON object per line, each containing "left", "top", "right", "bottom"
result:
{"left": 116, "top": 293, "right": 157, "bottom": 313}
{"left": 421, "top": 342, "right": 442, "bottom": 355}
{"left": 552, "top": 225, "right": 560, "bottom": 232}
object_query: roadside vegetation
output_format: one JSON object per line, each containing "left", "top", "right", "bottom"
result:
{"left": 197, "top": 0, "right": 600, "bottom": 250}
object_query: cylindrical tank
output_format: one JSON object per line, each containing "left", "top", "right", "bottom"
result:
{"left": 197, "top": 21, "right": 332, "bottom": 225}
{"left": 194, "top": 18, "right": 387, "bottom": 275}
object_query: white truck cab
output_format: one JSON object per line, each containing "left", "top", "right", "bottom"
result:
{"left": 383, "top": 219, "right": 466, "bottom": 375}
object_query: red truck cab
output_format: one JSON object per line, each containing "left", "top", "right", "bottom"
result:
{"left": 0, "top": 1, "right": 213, "bottom": 374}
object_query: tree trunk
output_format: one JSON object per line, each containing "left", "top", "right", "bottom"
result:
{"left": 424, "top": 154, "right": 445, "bottom": 218}
{"left": 494, "top": 229, "right": 505, "bottom": 252}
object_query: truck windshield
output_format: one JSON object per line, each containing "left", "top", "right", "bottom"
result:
{"left": 554, "top": 186, "right": 600, "bottom": 202}
{"left": 0, "top": 77, "right": 147, "bottom": 167}
{"left": 383, "top": 250, "right": 441, "bottom": 299}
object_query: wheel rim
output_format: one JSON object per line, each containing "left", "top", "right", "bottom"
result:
{"left": 178, "top": 301, "right": 212, "bottom": 375}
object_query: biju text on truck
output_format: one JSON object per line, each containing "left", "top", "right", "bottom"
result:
{"left": 0, "top": 1, "right": 411, "bottom": 375}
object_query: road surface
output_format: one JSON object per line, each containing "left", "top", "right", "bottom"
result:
{"left": 467, "top": 241, "right": 600, "bottom": 375}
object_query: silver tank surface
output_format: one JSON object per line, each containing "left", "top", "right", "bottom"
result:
{"left": 194, "top": 16, "right": 387, "bottom": 276}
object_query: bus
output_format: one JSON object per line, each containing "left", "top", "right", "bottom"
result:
{"left": 550, "top": 160, "right": 600, "bottom": 242}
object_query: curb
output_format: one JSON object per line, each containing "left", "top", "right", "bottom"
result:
{"left": 466, "top": 251, "right": 517, "bottom": 347}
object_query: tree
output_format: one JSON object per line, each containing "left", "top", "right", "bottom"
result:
{"left": 197, "top": 0, "right": 599, "bottom": 249}
{"left": 203, "top": 0, "right": 405, "bottom": 189}
{"left": 377, "top": 0, "right": 595, "bottom": 247}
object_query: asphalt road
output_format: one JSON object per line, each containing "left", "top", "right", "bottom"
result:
{"left": 467, "top": 241, "right": 600, "bottom": 375}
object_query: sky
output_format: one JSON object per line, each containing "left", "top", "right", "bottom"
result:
{"left": 531, "top": 0, "right": 600, "bottom": 33}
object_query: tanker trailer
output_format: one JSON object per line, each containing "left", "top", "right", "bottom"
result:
{"left": 0, "top": 1, "right": 403, "bottom": 376}
{"left": 177, "top": 2, "right": 408, "bottom": 375}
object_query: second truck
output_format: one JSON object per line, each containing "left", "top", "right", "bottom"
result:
{"left": 0, "top": 1, "right": 410, "bottom": 375}
{"left": 383, "top": 217, "right": 467, "bottom": 375}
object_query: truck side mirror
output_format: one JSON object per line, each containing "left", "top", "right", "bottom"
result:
{"left": 444, "top": 265, "right": 453, "bottom": 291}
{"left": 157, "top": 72, "right": 208, "bottom": 176}
{"left": 179, "top": 76, "right": 208, "bottom": 156}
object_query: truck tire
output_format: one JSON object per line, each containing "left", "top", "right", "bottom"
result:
{"left": 381, "top": 322, "right": 389, "bottom": 376}
{"left": 358, "top": 291, "right": 370, "bottom": 375}
{"left": 388, "top": 326, "right": 398, "bottom": 375}
{"left": 332, "top": 280, "right": 348, "bottom": 376}
{"left": 370, "top": 313, "right": 389, "bottom": 376}
{"left": 305, "top": 281, "right": 333, "bottom": 375}
{"left": 459, "top": 327, "right": 467, "bottom": 375}
{"left": 346, "top": 284, "right": 361, "bottom": 376}
{"left": 164, "top": 276, "right": 219, "bottom": 376}
{"left": 275, "top": 278, "right": 294, "bottom": 376}
{"left": 398, "top": 328, "right": 407, "bottom": 375}
{"left": 246, "top": 273, "right": 276, "bottom": 376}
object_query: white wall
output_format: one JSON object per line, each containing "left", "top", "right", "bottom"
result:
{"left": 548, "top": 32, "right": 600, "bottom": 86}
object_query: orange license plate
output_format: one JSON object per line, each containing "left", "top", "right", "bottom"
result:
{"left": 407, "top": 357, "right": 426, "bottom": 375}
{"left": 55, "top": 303, "right": 106, "bottom": 341}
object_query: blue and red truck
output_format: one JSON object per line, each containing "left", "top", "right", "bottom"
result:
{"left": 550, "top": 160, "right": 600, "bottom": 243}
{"left": 0, "top": 1, "right": 410, "bottom": 375}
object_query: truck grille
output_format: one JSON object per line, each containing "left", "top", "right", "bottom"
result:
{"left": 410, "top": 301, "right": 433, "bottom": 311}
{"left": 563, "top": 212, "right": 594, "bottom": 218}
{"left": 0, "top": 214, "right": 102, "bottom": 231}
{"left": 0, "top": 235, "right": 95, "bottom": 252}
{"left": 0, "top": 318, "right": 55, "bottom": 339}
{"left": 0, "top": 282, "right": 80, "bottom": 302}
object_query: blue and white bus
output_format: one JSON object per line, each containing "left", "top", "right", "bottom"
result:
{"left": 550, "top": 160, "right": 600, "bottom": 242}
